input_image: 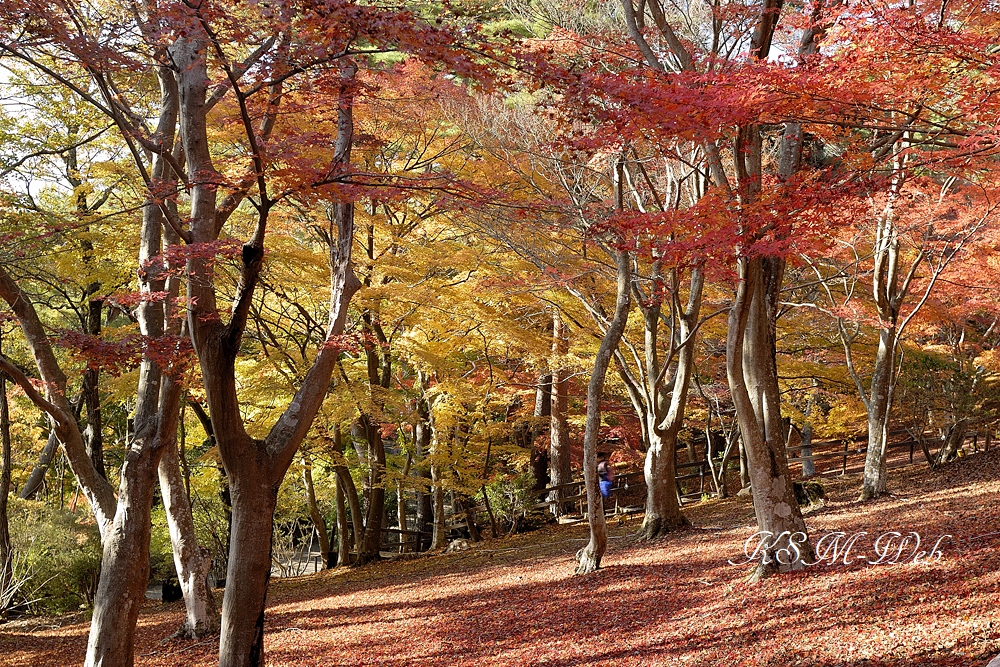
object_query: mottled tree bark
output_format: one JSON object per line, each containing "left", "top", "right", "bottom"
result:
{"left": 861, "top": 327, "right": 896, "bottom": 499}
{"left": 576, "top": 246, "right": 631, "bottom": 575}
{"left": 727, "top": 256, "right": 813, "bottom": 579}
{"left": 86, "top": 60, "right": 188, "bottom": 665}
{"left": 640, "top": 267, "right": 703, "bottom": 540}
{"left": 160, "top": 441, "right": 219, "bottom": 637}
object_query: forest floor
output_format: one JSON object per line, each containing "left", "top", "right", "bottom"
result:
{"left": 4, "top": 450, "right": 1000, "bottom": 667}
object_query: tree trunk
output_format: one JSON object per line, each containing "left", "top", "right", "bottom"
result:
{"left": 641, "top": 426, "right": 688, "bottom": 539}
{"left": 159, "top": 441, "right": 219, "bottom": 637}
{"left": 86, "top": 359, "right": 182, "bottom": 666}
{"left": 549, "top": 312, "right": 572, "bottom": 515}
{"left": 82, "top": 298, "right": 106, "bottom": 480}
{"left": 800, "top": 390, "right": 816, "bottom": 478}
{"left": 84, "top": 447, "right": 164, "bottom": 666}
{"left": 430, "top": 458, "right": 447, "bottom": 550}
{"left": 532, "top": 373, "right": 552, "bottom": 493}
{"left": 396, "top": 452, "right": 411, "bottom": 552}
{"left": 936, "top": 419, "right": 968, "bottom": 465}
{"left": 712, "top": 431, "right": 738, "bottom": 499}
{"left": 85, "top": 59, "right": 185, "bottom": 667}
{"left": 359, "top": 418, "right": 385, "bottom": 562}
{"left": 800, "top": 423, "right": 815, "bottom": 478}
{"left": 576, "top": 246, "right": 631, "bottom": 575}
{"left": 640, "top": 266, "right": 702, "bottom": 540}
{"left": 413, "top": 397, "right": 433, "bottom": 550}
{"left": 335, "top": 466, "right": 362, "bottom": 563}
{"left": 738, "top": 434, "right": 750, "bottom": 491}
{"left": 176, "top": 45, "right": 360, "bottom": 665}
{"left": 302, "top": 453, "right": 330, "bottom": 567}
{"left": 727, "top": 256, "right": 812, "bottom": 579}
{"left": 335, "top": 469, "right": 350, "bottom": 566}
{"left": 0, "top": 269, "right": 116, "bottom": 532}
{"left": 861, "top": 327, "right": 895, "bottom": 500}
{"left": 218, "top": 473, "right": 277, "bottom": 667}
{"left": 0, "top": 373, "right": 12, "bottom": 599}
{"left": 19, "top": 430, "right": 59, "bottom": 500}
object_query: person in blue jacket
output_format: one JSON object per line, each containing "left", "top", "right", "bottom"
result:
{"left": 597, "top": 452, "right": 615, "bottom": 499}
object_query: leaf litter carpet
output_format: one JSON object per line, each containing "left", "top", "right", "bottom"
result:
{"left": 4, "top": 451, "right": 1000, "bottom": 666}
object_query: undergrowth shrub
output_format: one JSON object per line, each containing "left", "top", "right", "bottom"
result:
{"left": 5, "top": 498, "right": 101, "bottom": 613}
{"left": 480, "top": 472, "right": 551, "bottom": 534}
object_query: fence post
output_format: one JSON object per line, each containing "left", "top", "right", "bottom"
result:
{"left": 842, "top": 440, "right": 848, "bottom": 475}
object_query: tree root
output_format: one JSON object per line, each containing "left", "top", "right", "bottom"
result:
{"left": 574, "top": 546, "right": 601, "bottom": 575}
{"left": 638, "top": 513, "right": 689, "bottom": 541}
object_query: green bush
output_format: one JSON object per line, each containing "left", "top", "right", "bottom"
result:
{"left": 479, "top": 472, "right": 550, "bottom": 534}
{"left": 5, "top": 498, "right": 102, "bottom": 613}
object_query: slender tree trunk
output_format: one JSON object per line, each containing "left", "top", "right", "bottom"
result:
{"left": 427, "top": 399, "right": 448, "bottom": 550}
{"left": 0, "top": 269, "right": 116, "bottom": 531}
{"left": 359, "top": 417, "right": 385, "bottom": 562}
{"left": 413, "top": 396, "right": 433, "bottom": 550}
{"left": 800, "top": 424, "right": 815, "bottom": 478}
{"left": 712, "top": 431, "right": 738, "bottom": 498}
{"left": 549, "top": 312, "right": 571, "bottom": 515}
{"left": 936, "top": 419, "right": 968, "bottom": 465}
{"left": 334, "top": 469, "right": 349, "bottom": 566}
{"left": 19, "top": 430, "right": 59, "bottom": 500}
{"left": 0, "top": 373, "right": 12, "bottom": 599}
{"left": 430, "top": 458, "right": 447, "bottom": 550}
{"left": 159, "top": 441, "right": 219, "bottom": 637}
{"left": 532, "top": 373, "right": 552, "bottom": 493}
{"left": 396, "top": 453, "right": 411, "bottom": 552}
{"left": 524, "top": 373, "right": 558, "bottom": 491}
{"left": 738, "top": 434, "right": 750, "bottom": 491}
{"left": 302, "top": 452, "right": 330, "bottom": 566}
{"left": 335, "top": 466, "right": 362, "bottom": 563}
{"left": 85, "top": 59, "right": 185, "bottom": 667}
{"left": 82, "top": 298, "right": 106, "bottom": 480}
{"left": 800, "top": 391, "right": 816, "bottom": 478}
{"left": 428, "top": 410, "right": 447, "bottom": 551}
{"left": 861, "top": 328, "right": 895, "bottom": 500}
{"left": 576, "top": 246, "right": 631, "bottom": 575}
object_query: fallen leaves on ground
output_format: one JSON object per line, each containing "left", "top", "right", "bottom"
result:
{"left": 4, "top": 451, "right": 1000, "bottom": 666}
